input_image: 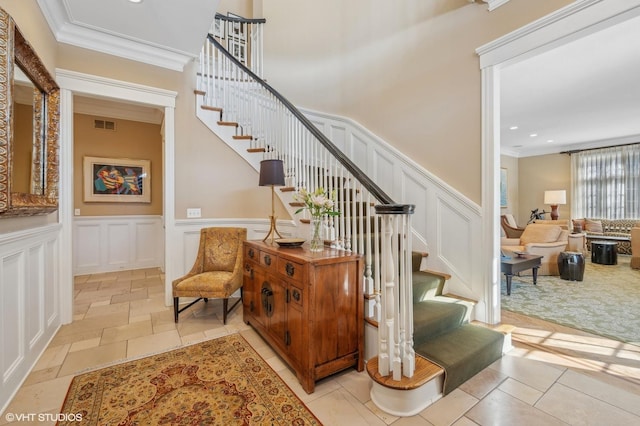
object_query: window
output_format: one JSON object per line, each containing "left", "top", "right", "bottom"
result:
{"left": 571, "top": 144, "right": 640, "bottom": 219}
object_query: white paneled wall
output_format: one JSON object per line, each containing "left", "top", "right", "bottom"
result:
{"left": 301, "top": 108, "right": 485, "bottom": 317}
{"left": 0, "top": 224, "right": 60, "bottom": 412}
{"left": 73, "top": 216, "right": 163, "bottom": 275}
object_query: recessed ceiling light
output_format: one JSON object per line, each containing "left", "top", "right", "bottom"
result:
{"left": 547, "top": 139, "right": 554, "bottom": 143}
{"left": 128, "top": 0, "right": 143, "bottom": 3}
{"left": 509, "top": 126, "right": 518, "bottom": 130}
{"left": 529, "top": 133, "right": 538, "bottom": 137}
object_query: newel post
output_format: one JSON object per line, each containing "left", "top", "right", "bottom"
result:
{"left": 374, "top": 204, "right": 415, "bottom": 379}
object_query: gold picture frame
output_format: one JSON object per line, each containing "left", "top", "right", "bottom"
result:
{"left": 83, "top": 156, "right": 150, "bottom": 203}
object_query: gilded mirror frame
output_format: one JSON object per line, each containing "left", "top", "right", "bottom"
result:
{"left": 0, "top": 8, "right": 60, "bottom": 217}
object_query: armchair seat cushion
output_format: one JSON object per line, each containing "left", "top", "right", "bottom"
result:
{"left": 172, "top": 271, "right": 235, "bottom": 298}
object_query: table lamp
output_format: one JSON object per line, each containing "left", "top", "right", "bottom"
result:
{"left": 259, "top": 159, "right": 285, "bottom": 244}
{"left": 544, "top": 190, "right": 566, "bottom": 220}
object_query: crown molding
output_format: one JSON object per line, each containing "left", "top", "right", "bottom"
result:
{"left": 37, "top": 0, "right": 194, "bottom": 71}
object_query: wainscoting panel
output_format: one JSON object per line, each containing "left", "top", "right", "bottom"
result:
{"left": 26, "top": 244, "right": 44, "bottom": 349}
{"left": 0, "top": 224, "right": 61, "bottom": 414}
{"left": 106, "top": 222, "right": 131, "bottom": 269}
{"left": 73, "top": 216, "right": 163, "bottom": 275}
{"left": 302, "top": 108, "right": 485, "bottom": 313}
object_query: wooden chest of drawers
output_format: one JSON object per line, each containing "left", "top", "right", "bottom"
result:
{"left": 242, "top": 240, "right": 363, "bottom": 393}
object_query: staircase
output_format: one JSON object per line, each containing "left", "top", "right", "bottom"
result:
{"left": 196, "top": 12, "right": 509, "bottom": 415}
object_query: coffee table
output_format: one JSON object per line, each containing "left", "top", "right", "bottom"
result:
{"left": 501, "top": 253, "right": 543, "bottom": 295}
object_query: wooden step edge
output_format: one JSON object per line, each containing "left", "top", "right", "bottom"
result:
{"left": 202, "top": 105, "right": 222, "bottom": 112}
{"left": 418, "top": 268, "right": 452, "bottom": 281}
{"left": 289, "top": 202, "right": 305, "bottom": 207}
{"left": 194, "top": 89, "right": 205, "bottom": 96}
{"left": 441, "top": 293, "right": 477, "bottom": 305}
{"left": 232, "top": 135, "right": 253, "bottom": 140}
{"left": 217, "top": 121, "right": 238, "bottom": 127}
{"left": 300, "top": 218, "right": 310, "bottom": 224}
{"left": 364, "top": 316, "right": 378, "bottom": 328}
{"left": 247, "top": 148, "right": 266, "bottom": 153}
{"left": 366, "top": 355, "right": 444, "bottom": 391}
{"left": 414, "top": 251, "right": 429, "bottom": 259}
{"left": 280, "top": 186, "right": 296, "bottom": 192}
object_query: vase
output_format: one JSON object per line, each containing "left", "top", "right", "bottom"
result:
{"left": 309, "top": 216, "right": 323, "bottom": 252}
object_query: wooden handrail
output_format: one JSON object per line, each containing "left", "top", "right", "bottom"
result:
{"left": 207, "top": 34, "right": 395, "bottom": 206}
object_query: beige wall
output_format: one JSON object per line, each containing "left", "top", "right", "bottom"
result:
{"left": 1, "top": 0, "right": 578, "bottom": 233}
{"left": 54, "top": 8, "right": 287, "bottom": 221}
{"left": 260, "top": 0, "right": 572, "bottom": 204}
{"left": 73, "top": 114, "right": 163, "bottom": 216}
{"left": 500, "top": 155, "right": 519, "bottom": 221}
{"left": 518, "top": 153, "right": 571, "bottom": 225}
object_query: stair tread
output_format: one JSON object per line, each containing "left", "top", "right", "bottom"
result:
{"left": 415, "top": 323, "right": 504, "bottom": 395}
{"left": 218, "top": 121, "right": 238, "bottom": 127}
{"left": 202, "top": 105, "right": 222, "bottom": 112}
{"left": 247, "top": 148, "right": 266, "bottom": 153}
{"left": 233, "top": 135, "right": 253, "bottom": 140}
{"left": 366, "top": 355, "right": 444, "bottom": 391}
{"left": 280, "top": 186, "right": 296, "bottom": 192}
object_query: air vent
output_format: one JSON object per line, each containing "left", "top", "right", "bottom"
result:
{"left": 94, "top": 119, "right": 117, "bottom": 131}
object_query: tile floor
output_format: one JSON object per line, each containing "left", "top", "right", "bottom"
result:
{"left": 2, "top": 268, "right": 639, "bottom": 425}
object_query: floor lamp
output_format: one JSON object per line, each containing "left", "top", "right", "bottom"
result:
{"left": 259, "top": 159, "right": 285, "bottom": 244}
{"left": 544, "top": 190, "right": 566, "bottom": 220}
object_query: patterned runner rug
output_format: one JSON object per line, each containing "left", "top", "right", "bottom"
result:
{"left": 501, "top": 255, "right": 640, "bottom": 345}
{"left": 58, "top": 333, "right": 321, "bottom": 425}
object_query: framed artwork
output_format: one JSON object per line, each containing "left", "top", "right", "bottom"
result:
{"left": 500, "top": 168, "right": 508, "bottom": 208}
{"left": 83, "top": 156, "right": 151, "bottom": 203}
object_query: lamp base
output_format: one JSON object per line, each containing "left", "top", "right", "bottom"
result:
{"left": 262, "top": 215, "right": 283, "bottom": 244}
{"left": 550, "top": 204, "right": 559, "bottom": 220}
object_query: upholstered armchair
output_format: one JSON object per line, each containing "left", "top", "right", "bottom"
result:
{"left": 172, "top": 227, "right": 247, "bottom": 324}
{"left": 501, "top": 224, "right": 575, "bottom": 275}
{"left": 501, "top": 214, "right": 525, "bottom": 238}
{"left": 631, "top": 227, "right": 640, "bottom": 270}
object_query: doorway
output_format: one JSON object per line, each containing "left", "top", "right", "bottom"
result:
{"left": 56, "top": 70, "right": 177, "bottom": 323}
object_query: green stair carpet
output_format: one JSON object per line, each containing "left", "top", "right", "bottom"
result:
{"left": 412, "top": 253, "right": 504, "bottom": 395}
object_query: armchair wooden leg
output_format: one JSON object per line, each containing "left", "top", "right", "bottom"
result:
{"left": 173, "top": 297, "right": 179, "bottom": 323}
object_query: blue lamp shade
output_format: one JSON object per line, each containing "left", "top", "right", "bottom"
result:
{"left": 259, "top": 159, "right": 285, "bottom": 187}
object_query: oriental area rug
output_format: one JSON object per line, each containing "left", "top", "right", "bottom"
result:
{"left": 57, "top": 334, "right": 321, "bottom": 425}
{"left": 501, "top": 255, "right": 640, "bottom": 345}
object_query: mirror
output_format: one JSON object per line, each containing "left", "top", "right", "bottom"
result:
{"left": 0, "top": 8, "right": 60, "bottom": 217}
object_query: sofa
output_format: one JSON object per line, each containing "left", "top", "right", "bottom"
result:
{"left": 501, "top": 224, "right": 583, "bottom": 276}
{"left": 572, "top": 218, "right": 640, "bottom": 255}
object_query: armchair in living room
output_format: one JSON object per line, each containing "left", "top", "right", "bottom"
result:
{"left": 501, "top": 224, "right": 572, "bottom": 275}
{"left": 501, "top": 214, "right": 526, "bottom": 238}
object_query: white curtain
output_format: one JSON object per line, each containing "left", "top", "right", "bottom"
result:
{"left": 571, "top": 144, "right": 640, "bottom": 219}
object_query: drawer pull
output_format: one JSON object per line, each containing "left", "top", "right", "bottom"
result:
{"left": 264, "top": 254, "right": 272, "bottom": 266}
{"left": 248, "top": 248, "right": 255, "bottom": 259}
{"left": 292, "top": 289, "right": 301, "bottom": 302}
{"left": 285, "top": 262, "right": 295, "bottom": 277}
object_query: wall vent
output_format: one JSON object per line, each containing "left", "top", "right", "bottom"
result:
{"left": 94, "top": 119, "right": 117, "bottom": 131}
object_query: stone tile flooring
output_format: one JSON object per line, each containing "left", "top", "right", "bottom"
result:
{"left": 1, "top": 268, "right": 639, "bottom": 425}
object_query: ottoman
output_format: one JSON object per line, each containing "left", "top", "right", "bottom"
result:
{"left": 557, "top": 251, "right": 585, "bottom": 281}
